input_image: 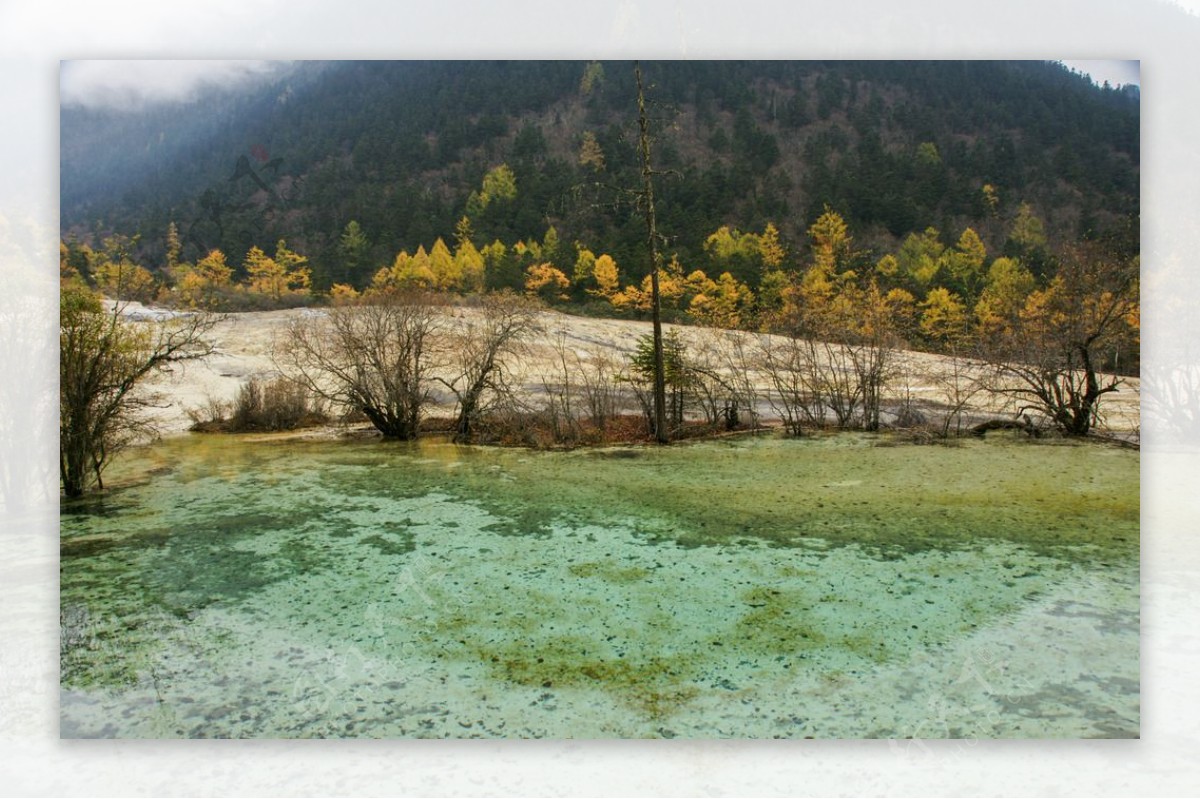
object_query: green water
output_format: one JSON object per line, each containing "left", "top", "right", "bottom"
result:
{"left": 59, "top": 431, "right": 1139, "bottom": 738}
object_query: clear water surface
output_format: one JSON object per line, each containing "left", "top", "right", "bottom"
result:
{"left": 59, "top": 431, "right": 1139, "bottom": 738}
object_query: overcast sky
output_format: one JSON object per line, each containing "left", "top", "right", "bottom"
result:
{"left": 1059, "top": 59, "right": 1140, "bottom": 88}
{"left": 59, "top": 58, "right": 1141, "bottom": 112}
{"left": 59, "top": 60, "right": 289, "bottom": 109}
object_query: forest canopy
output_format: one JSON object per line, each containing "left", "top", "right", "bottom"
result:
{"left": 61, "top": 60, "right": 1139, "bottom": 292}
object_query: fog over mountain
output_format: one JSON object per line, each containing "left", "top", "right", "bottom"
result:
{"left": 60, "top": 60, "right": 1138, "bottom": 290}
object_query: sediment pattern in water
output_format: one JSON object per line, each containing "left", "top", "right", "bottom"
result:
{"left": 60, "top": 433, "right": 1138, "bottom": 738}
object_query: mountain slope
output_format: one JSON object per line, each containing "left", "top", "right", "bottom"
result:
{"left": 60, "top": 60, "right": 1139, "bottom": 288}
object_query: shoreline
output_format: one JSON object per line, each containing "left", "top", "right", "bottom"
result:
{"left": 124, "top": 303, "right": 1140, "bottom": 441}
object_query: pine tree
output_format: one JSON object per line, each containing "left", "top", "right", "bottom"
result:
{"left": 338, "top": 220, "right": 369, "bottom": 286}
{"left": 165, "top": 221, "right": 182, "bottom": 270}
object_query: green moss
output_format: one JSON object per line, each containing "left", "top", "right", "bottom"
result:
{"left": 359, "top": 531, "right": 415, "bottom": 556}
{"left": 568, "top": 561, "right": 651, "bottom": 583}
{"left": 470, "top": 434, "right": 1138, "bottom": 560}
{"left": 476, "top": 636, "right": 700, "bottom": 720}
{"left": 60, "top": 528, "right": 171, "bottom": 559}
{"left": 734, "top": 586, "right": 827, "bottom": 652}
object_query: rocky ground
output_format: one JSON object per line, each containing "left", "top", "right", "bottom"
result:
{"left": 121, "top": 302, "right": 1140, "bottom": 440}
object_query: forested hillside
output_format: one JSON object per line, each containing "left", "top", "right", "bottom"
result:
{"left": 61, "top": 60, "right": 1139, "bottom": 291}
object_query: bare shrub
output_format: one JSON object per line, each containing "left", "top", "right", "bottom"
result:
{"left": 185, "top": 393, "right": 232, "bottom": 431}
{"left": 713, "top": 329, "right": 764, "bottom": 432}
{"left": 476, "top": 334, "right": 638, "bottom": 447}
{"left": 536, "top": 333, "right": 585, "bottom": 445}
{"left": 277, "top": 292, "right": 442, "bottom": 439}
{"left": 186, "top": 378, "right": 327, "bottom": 432}
{"left": 232, "top": 376, "right": 326, "bottom": 431}
{"left": 574, "top": 346, "right": 629, "bottom": 432}
{"left": 931, "top": 350, "right": 988, "bottom": 437}
{"left": 687, "top": 330, "right": 750, "bottom": 431}
{"left": 437, "top": 292, "right": 540, "bottom": 442}
{"left": 887, "top": 354, "right": 928, "bottom": 430}
{"left": 758, "top": 335, "right": 825, "bottom": 436}
{"left": 757, "top": 325, "right": 899, "bottom": 435}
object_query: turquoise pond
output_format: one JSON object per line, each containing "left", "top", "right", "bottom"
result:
{"left": 59, "top": 431, "right": 1139, "bottom": 738}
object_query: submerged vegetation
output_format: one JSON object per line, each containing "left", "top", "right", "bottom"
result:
{"left": 59, "top": 433, "right": 1138, "bottom": 737}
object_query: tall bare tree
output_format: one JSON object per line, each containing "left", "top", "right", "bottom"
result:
{"left": 634, "top": 61, "right": 669, "bottom": 444}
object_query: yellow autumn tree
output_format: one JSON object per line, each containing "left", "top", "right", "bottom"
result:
{"left": 572, "top": 246, "right": 597, "bottom": 288}
{"left": 875, "top": 254, "right": 899, "bottom": 279}
{"left": 483, "top": 164, "right": 517, "bottom": 204}
{"left": 610, "top": 256, "right": 686, "bottom": 312}
{"left": 783, "top": 208, "right": 857, "bottom": 331}
{"left": 897, "top": 227, "right": 945, "bottom": 288}
{"left": 883, "top": 287, "right": 918, "bottom": 341}
{"left": 179, "top": 249, "right": 233, "bottom": 309}
{"left": 371, "top": 248, "right": 435, "bottom": 294}
{"left": 591, "top": 253, "right": 620, "bottom": 298}
{"left": 974, "top": 256, "right": 1036, "bottom": 338}
{"left": 454, "top": 238, "right": 486, "bottom": 294}
{"left": 809, "top": 208, "right": 852, "bottom": 275}
{"left": 524, "top": 263, "right": 571, "bottom": 302}
{"left": 89, "top": 234, "right": 157, "bottom": 303}
{"left": 429, "top": 237, "right": 460, "bottom": 291}
{"left": 244, "top": 240, "right": 310, "bottom": 301}
{"left": 981, "top": 184, "right": 1000, "bottom": 216}
{"left": 703, "top": 225, "right": 765, "bottom": 286}
{"left": 275, "top": 241, "right": 311, "bottom": 293}
{"left": 757, "top": 269, "right": 790, "bottom": 327}
{"left": 481, "top": 241, "right": 507, "bottom": 270}
{"left": 407, "top": 246, "right": 436, "bottom": 288}
{"left": 92, "top": 258, "right": 157, "bottom": 304}
{"left": 369, "top": 261, "right": 399, "bottom": 294}
{"left": 579, "top": 131, "right": 605, "bottom": 172}
{"left": 1009, "top": 202, "right": 1047, "bottom": 252}
{"left": 198, "top": 249, "right": 233, "bottom": 284}
{"left": 759, "top": 222, "right": 786, "bottom": 271}
{"left": 454, "top": 216, "right": 474, "bottom": 248}
{"left": 480, "top": 240, "right": 509, "bottom": 289}
{"left": 243, "top": 245, "right": 278, "bottom": 294}
{"left": 683, "top": 270, "right": 716, "bottom": 303}
{"left": 513, "top": 239, "right": 542, "bottom": 266}
{"left": 919, "top": 287, "right": 970, "bottom": 346}
{"left": 688, "top": 271, "right": 754, "bottom": 329}
{"left": 165, "top": 221, "right": 182, "bottom": 270}
{"left": 329, "top": 283, "right": 360, "bottom": 305}
{"left": 942, "top": 227, "right": 988, "bottom": 301}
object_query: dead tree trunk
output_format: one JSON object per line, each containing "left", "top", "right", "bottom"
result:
{"left": 635, "top": 61, "right": 668, "bottom": 445}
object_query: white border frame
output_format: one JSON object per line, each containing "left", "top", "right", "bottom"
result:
{"left": 4, "top": 1, "right": 1198, "bottom": 795}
